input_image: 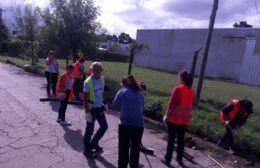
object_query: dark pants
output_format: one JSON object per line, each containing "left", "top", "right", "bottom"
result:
{"left": 73, "top": 78, "right": 81, "bottom": 98}
{"left": 58, "top": 90, "right": 70, "bottom": 121}
{"left": 118, "top": 124, "right": 144, "bottom": 168}
{"left": 84, "top": 106, "right": 108, "bottom": 149}
{"left": 165, "top": 122, "right": 187, "bottom": 163}
{"left": 45, "top": 71, "right": 58, "bottom": 95}
{"left": 220, "top": 125, "right": 234, "bottom": 148}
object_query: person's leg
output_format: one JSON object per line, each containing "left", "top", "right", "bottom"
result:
{"left": 165, "top": 122, "right": 177, "bottom": 163}
{"left": 176, "top": 125, "right": 186, "bottom": 163}
{"left": 129, "top": 126, "right": 144, "bottom": 168}
{"left": 91, "top": 108, "right": 108, "bottom": 145}
{"left": 58, "top": 90, "right": 70, "bottom": 121}
{"left": 118, "top": 125, "right": 130, "bottom": 168}
{"left": 73, "top": 79, "right": 80, "bottom": 99}
{"left": 45, "top": 71, "right": 51, "bottom": 95}
{"left": 83, "top": 108, "right": 96, "bottom": 150}
{"left": 52, "top": 73, "right": 58, "bottom": 96}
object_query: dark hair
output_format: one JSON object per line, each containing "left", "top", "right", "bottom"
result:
{"left": 121, "top": 76, "right": 129, "bottom": 87}
{"left": 240, "top": 100, "right": 253, "bottom": 114}
{"left": 79, "top": 57, "right": 85, "bottom": 63}
{"left": 179, "top": 70, "right": 193, "bottom": 87}
{"left": 125, "top": 75, "right": 141, "bottom": 92}
{"left": 66, "top": 64, "right": 74, "bottom": 70}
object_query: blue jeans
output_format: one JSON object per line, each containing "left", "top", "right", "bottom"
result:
{"left": 83, "top": 106, "right": 108, "bottom": 149}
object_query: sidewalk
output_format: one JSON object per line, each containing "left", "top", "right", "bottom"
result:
{"left": 0, "top": 62, "right": 256, "bottom": 168}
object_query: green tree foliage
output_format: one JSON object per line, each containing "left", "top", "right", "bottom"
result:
{"left": 14, "top": 5, "right": 39, "bottom": 64}
{"left": 39, "top": 0, "right": 102, "bottom": 61}
{"left": 0, "top": 21, "right": 9, "bottom": 53}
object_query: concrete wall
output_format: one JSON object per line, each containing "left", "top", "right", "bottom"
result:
{"left": 134, "top": 28, "right": 260, "bottom": 81}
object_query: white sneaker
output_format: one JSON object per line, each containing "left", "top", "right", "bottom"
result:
{"left": 60, "top": 120, "right": 71, "bottom": 126}
{"left": 228, "top": 148, "right": 234, "bottom": 155}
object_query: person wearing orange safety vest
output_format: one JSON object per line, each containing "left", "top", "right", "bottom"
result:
{"left": 56, "top": 64, "right": 74, "bottom": 126}
{"left": 161, "top": 71, "right": 195, "bottom": 167}
{"left": 218, "top": 99, "right": 253, "bottom": 154}
{"left": 72, "top": 57, "right": 85, "bottom": 100}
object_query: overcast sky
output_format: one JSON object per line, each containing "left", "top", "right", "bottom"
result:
{"left": 1, "top": 0, "right": 260, "bottom": 38}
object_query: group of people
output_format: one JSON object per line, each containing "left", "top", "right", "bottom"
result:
{"left": 44, "top": 50, "right": 254, "bottom": 168}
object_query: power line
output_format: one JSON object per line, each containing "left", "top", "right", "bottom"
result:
{"left": 254, "top": 0, "right": 260, "bottom": 25}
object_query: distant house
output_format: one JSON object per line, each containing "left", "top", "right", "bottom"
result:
{"left": 134, "top": 28, "right": 260, "bottom": 86}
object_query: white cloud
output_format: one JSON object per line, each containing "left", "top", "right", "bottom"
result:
{"left": 2, "top": 0, "right": 260, "bottom": 38}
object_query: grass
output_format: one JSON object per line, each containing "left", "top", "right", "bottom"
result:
{"left": 1, "top": 55, "right": 260, "bottom": 159}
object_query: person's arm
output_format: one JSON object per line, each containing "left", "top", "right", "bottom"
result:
{"left": 59, "top": 75, "right": 66, "bottom": 93}
{"left": 83, "top": 83, "right": 90, "bottom": 113}
{"left": 83, "top": 92, "right": 90, "bottom": 113}
{"left": 45, "top": 57, "right": 51, "bottom": 65}
{"left": 112, "top": 89, "right": 123, "bottom": 109}
{"left": 222, "top": 103, "right": 234, "bottom": 121}
{"left": 167, "top": 87, "right": 181, "bottom": 115}
{"left": 236, "top": 114, "right": 249, "bottom": 130}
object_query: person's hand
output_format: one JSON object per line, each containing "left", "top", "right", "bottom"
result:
{"left": 163, "top": 115, "right": 167, "bottom": 124}
{"left": 225, "top": 120, "right": 229, "bottom": 126}
{"left": 59, "top": 93, "right": 65, "bottom": 100}
{"left": 85, "top": 112, "right": 93, "bottom": 123}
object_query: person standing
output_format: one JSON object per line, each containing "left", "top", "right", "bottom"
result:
{"left": 218, "top": 99, "right": 253, "bottom": 154}
{"left": 56, "top": 64, "right": 74, "bottom": 126}
{"left": 72, "top": 57, "right": 85, "bottom": 100}
{"left": 113, "top": 75, "right": 144, "bottom": 168}
{"left": 45, "top": 50, "right": 59, "bottom": 97}
{"left": 83, "top": 62, "right": 108, "bottom": 158}
{"left": 162, "top": 71, "right": 195, "bottom": 167}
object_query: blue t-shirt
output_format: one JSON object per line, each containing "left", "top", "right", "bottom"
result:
{"left": 113, "top": 88, "right": 144, "bottom": 127}
{"left": 83, "top": 76, "right": 104, "bottom": 108}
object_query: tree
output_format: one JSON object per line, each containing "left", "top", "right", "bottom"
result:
{"left": 128, "top": 42, "right": 148, "bottom": 75}
{"left": 0, "top": 21, "right": 9, "bottom": 53}
{"left": 40, "top": 0, "right": 102, "bottom": 61}
{"left": 14, "top": 5, "right": 39, "bottom": 64}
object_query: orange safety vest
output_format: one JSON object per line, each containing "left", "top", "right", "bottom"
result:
{"left": 56, "top": 72, "right": 74, "bottom": 102}
{"left": 220, "top": 99, "right": 241, "bottom": 124}
{"left": 72, "top": 61, "right": 82, "bottom": 79}
{"left": 167, "top": 84, "right": 195, "bottom": 126}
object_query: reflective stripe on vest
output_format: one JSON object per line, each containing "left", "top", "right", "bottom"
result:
{"left": 167, "top": 84, "right": 194, "bottom": 126}
{"left": 220, "top": 99, "right": 239, "bottom": 124}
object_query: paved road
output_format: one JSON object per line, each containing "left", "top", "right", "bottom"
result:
{"left": 0, "top": 62, "right": 250, "bottom": 168}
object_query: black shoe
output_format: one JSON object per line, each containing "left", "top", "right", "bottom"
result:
{"left": 83, "top": 149, "right": 97, "bottom": 159}
{"left": 161, "top": 158, "right": 171, "bottom": 166}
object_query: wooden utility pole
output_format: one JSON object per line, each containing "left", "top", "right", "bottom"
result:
{"left": 195, "top": 0, "right": 219, "bottom": 107}
{"left": 190, "top": 47, "right": 203, "bottom": 79}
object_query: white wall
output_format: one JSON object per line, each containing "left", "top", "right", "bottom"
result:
{"left": 134, "top": 28, "right": 260, "bottom": 81}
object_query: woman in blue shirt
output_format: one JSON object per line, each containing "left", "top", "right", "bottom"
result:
{"left": 113, "top": 75, "right": 144, "bottom": 168}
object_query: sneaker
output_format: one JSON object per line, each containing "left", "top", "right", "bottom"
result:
{"left": 161, "top": 158, "right": 171, "bottom": 166}
{"left": 60, "top": 120, "right": 71, "bottom": 126}
{"left": 228, "top": 148, "right": 234, "bottom": 155}
{"left": 84, "top": 149, "right": 98, "bottom": 159}
{"left": 56, "top": 118, "right": 62, "bottom": 123}
{"left": 91, "top": 143, "right": 103, "bottom": 153}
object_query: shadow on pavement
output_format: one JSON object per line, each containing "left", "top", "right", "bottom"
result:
{"left": 96, "top": 155, "right": 117, "bottom": 168}
{"left": 49, "top": 101, "right": 59, "bottom": 112}
{"left": 62, "top": 126, "right": 84, "bottom": 152}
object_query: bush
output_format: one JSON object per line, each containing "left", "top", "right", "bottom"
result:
{"left": 7, "top": 39, "right": 29, "bottom": 57}
{"left": 87, "top": 51, "right": 129, "bottom": 62}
